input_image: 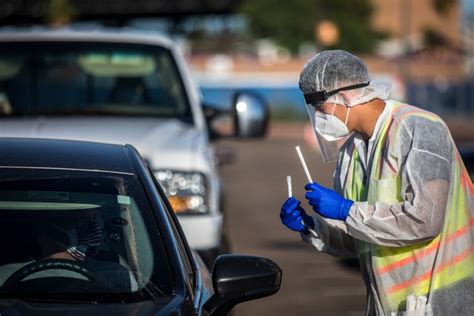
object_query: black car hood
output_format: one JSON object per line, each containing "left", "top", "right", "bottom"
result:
{"left": 0, "top": 295, "right": 185, "bottom": 316}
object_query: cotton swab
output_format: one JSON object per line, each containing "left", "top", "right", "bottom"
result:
{"left": 287, "top": 175, "right": 292, "bottom": 198}
{"left": 293, "top": 146, "right": 320, "bottom": 238}
{"left": 295, "top": 146, "right": 313, "bottom": 183}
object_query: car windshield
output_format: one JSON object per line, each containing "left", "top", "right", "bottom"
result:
{"left": 0, "top": 168, "right": 173, "bottom": 302}
{"left": 0, "top": 41, "right": 192, "bottom": 120}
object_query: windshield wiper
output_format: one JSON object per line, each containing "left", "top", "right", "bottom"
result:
{"left": 8, "top": 106, "right": 166, "bottom": 117}
{"left": 0, "top": 107, "right": 194, "bottom": 124}
{"left": 0, "top": 296, "right": 99, "bottom": 304}
{"left": 0, "top": 291, "right": 157, "bottom": 304}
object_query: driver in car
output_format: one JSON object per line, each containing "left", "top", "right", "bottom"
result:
{"left": 38, "top": 210, "right": 102, "bottom": 262}
{"left": 0, "top": 209, "right": 135, "bottom": 292}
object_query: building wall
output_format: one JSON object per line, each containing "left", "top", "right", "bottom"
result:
{"left": 371, "top": 0, "right": 461, "bottom": 44}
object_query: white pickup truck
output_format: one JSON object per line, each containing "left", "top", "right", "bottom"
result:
{"left": 0, "top": 30, "right": 268, "bottom": 267}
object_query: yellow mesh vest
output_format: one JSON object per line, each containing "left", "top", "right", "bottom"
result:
{"left": 344, "top": 103, "right": 474, "bottom": 311}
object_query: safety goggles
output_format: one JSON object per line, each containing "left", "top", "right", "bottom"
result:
{"left": 303, "top": 82, "right": 370, "bottom": 107}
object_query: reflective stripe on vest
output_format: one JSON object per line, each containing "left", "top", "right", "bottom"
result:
{"left": 345, "top": 102, "right": 474, "bottom": 311}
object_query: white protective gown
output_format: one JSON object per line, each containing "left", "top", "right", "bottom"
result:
{"left": 302, "top": 100, "right": 474, "bottom": 315}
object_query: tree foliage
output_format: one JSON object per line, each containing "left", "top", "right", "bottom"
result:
{"left": 46, "top": 0, "right": 78, "bottom": 27}
{"left": 240, "top": 0, "right": 379, "bottom": 54}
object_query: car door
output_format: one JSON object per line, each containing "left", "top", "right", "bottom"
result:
{"left": 148, "top": 166, "right": 214, "bottom": 315}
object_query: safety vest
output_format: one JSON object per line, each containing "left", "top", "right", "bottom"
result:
{"left": 344, "top": 102, "right": 474, "bottom": 312}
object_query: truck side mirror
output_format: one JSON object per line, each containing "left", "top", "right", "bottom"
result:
{"left": 202, "top": 92, "right": 269, "bottom": 140}
{"left": 232, "top": 92, "right": 269, "bottom": 138}
{"left": 202, "top": 103, "right": 235, "bottom": 140}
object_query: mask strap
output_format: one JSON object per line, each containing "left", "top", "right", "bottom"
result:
{"left": 331, "top": 103, "right": 337, "bottom": 116}
{"left": 331, "top": 101, "right": 350, "bottom": 126}
{"left": 344, "top": 107, "right": 351, "bottom": 125}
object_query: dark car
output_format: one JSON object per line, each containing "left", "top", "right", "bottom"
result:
{"left": 0, "top": 138, "right": 281, "bottom": 315}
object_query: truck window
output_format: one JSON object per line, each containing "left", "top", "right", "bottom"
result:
{"left": 0, "top": 41, "right": 192, "bottom": 122}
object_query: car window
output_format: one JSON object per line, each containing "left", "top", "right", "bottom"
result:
{"left": 0, "top": 41, "right": 192, "bottom": 121}
{"left": 0, "top": 168, "right": 172, "bottom": 302}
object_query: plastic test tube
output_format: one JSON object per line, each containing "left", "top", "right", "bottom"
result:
{"left": 286, "top": 174, "right": 318, "bottom": 238}
{"left": 287, "top": 175, "right": 292, "bottom": 198}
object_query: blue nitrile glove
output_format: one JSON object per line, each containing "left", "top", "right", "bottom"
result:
{"left": 305, "top": 182, "right": 354, "bottom": 221}
{"left": 280, "top": 197, "right": 315, "bottom": 233}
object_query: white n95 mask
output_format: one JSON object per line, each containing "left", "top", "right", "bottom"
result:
{"left": 305, "top": 102, "right": 352, "bottom": 163}
{"left": 314, "top": 107, "right": 351, "bottom": 141}
{"left": 314, "top": 104, "right": 351, "bottom": 142}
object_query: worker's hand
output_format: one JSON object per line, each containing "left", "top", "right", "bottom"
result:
{"left": 280, "top": 197, "right": 315, "bottom": 233}
{"left": 305, "top": 182, "right": 354, "bottom": 221}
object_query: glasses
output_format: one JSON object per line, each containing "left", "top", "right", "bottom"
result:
{"left": 303, "top": 81, "right": 370, "bottom": 105}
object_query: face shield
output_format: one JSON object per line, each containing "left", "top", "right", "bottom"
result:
{"left": 304, "top": 103, "right": 336, "bottom": 162}
{"left": 303, "top": 82, "right": 369, "bottom": 162}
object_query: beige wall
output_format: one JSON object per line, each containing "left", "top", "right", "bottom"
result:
{"left": 371, "top": 0, "right": 461, "bottom": 44}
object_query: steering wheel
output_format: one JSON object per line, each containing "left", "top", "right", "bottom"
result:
{"left": 2, "top": 259, "right": 103, "bottom": 290}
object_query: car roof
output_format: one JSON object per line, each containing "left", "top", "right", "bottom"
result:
{"left": 0, "top": 28, "right": 176, "bottom": 49}
{"left": 0, "top": 138, "right": 135, "bottom": 174}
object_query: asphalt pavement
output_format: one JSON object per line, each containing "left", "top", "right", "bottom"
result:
{"left": 218, "top": 123, "right": 367, "bottom": 316}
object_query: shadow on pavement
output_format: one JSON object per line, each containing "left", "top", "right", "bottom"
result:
{"left": 338, "top": 258, "right": 361, "bottom": 271}
{"left": 258, "top": 239, "right": 318, "bottom": 252}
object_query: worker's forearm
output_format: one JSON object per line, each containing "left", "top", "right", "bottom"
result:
{"left": 301, "top": 215, "right": 357, "bottom": 257}
{"left": 345, "top": 201, "right": 444, "bottom": 247}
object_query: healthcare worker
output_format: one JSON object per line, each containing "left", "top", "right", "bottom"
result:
{"left": 280, "top": 50, "right": 474, "bottom": 315}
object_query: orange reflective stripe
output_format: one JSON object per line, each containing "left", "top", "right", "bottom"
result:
{"left": 463, "top": 170, "right": 474, "bottom": 196}
{"left": 376, "top": 216, "right": 474, "bottom": 276}
{"left": 455, "top": 152, "right": 474, "bottom": 195}
{"left": 396, "top": 107, "right": 440, "bottom": 123}
{"left": 387, "top": 246, "right": 474, "bottom": 294}
{"left": 466, "top": 177, "right": 474, "bottom": 196}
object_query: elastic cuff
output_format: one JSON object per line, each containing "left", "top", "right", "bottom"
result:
{"left": 339, "top": 199, "right": 354, "bottom": 221}
{"left": 303, "top": 214, "right": 315, "bottom": 229}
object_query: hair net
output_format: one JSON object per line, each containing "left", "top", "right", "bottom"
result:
{"left": 299, "top": 50, "right": 391, "bottom": 107}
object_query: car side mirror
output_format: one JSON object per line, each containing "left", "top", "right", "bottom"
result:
{"left": 232, "top": 93, "right": 269, "bottom": 138}
{"left": 202, "top": 103, "right": 234, "bottom": 141}
{"left": 203, "top": 254, "right": 282, "bottom": 316}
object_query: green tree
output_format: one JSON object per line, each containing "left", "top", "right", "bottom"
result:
{"left": 46, "top": 0, "right": 77, "bottom": 27}
{"left": 240, "top": 0, "right": 378, "bottom": 54}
